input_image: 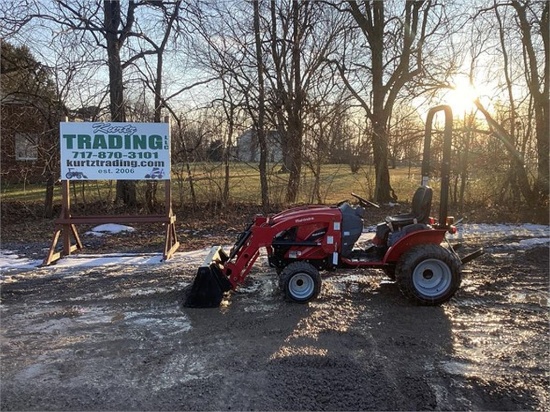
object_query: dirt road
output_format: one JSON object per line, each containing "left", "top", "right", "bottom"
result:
{"left": 1, "top": 241, "right": 548, "bottom": 411}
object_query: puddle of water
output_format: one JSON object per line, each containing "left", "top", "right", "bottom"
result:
{"left": 77, "top": 306, "right": 115, "bottom": 325}
{"left": 244, "top": 303, "right": 278, "bottom": 313}
{"left": 238, "top": 280, "right": 263, "bottom": 294}
{"left": 489, "top": 253, "right": 514, "bottom": 259}
{"left": 441, "top": 360, "right": 474, "bottom": 376}
{"left": 154, "top": 352, "right": 213, "bottom": 390}
{"left": 14, "top": 363, "right": 56, "bottom": 382}
{"left": 124, "top": 308, "right": 192, "bottom": 334}
{"left": 270, "top": 344, "right": 329, "bottom": 360}
{"left": 3, "top": 300, "right": 192, "bottom": 343}
{"left": 456, "top": 298, "right": 486, "bottom": 308}
{"left": 508, "top": 290, "right": 548, "bottom": 307}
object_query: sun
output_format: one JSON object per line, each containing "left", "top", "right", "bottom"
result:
{"left": 445, "top": 77, "right": 481, "bottom": 116}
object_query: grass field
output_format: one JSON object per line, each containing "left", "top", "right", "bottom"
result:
{"left": 2, "top": 162, "right": 547, "bottom": 225}
{"left": 1, "top": 163, "right": 429, "bottom": 207}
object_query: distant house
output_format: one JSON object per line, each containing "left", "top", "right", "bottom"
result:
{"left": 0, "top": 96, "right": 59, "bottom": 184}
{"left": 235, "top": 129, "right": 283, "bottom": 163}
{"left": 0, "top": 95, "right": 97, "bottom": 184}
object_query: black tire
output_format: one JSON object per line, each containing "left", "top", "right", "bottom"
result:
{"left": 383, "top": 266, "right": 396, "bottom": 280}
{"left": 279, "top": 261, "right": 321, "bottom": 303}
{"left": 277, "top": 270, "right": 285, "bottom": 290}
{"left": 395, "top": 244, "right": 461, "bottom": 306}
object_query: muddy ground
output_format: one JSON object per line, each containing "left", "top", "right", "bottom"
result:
{"left": 1, "top": 221, "right": 549, "bottom": 411}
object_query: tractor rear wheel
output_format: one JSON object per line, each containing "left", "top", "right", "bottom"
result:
{"left": 395, "top": 244, "right": 461, "bottom": 306}
{"left": 280, "top": 261, "right": 321, "bottom": 303}
{"left": 383, "top": 266, "right": 396, "bottom": 280}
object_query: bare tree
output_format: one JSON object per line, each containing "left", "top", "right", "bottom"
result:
{"left": 1, "top": 41, "right": 76, "bottom": 216}
{"left": 253, "top": 0, "right": 270, "bottom": 211}
{"left": 266, "top": 0, "right": 347, "bottom": 203}
{"left": 330, "top": 0, "right": 442, "bottom": 202}
{"left": 509, "top": 0, "right": 548, "bottom": 211}
{"left": 473, "top": 0, "right": 548, "bottom": 219}
{"left": 1, "top": 0, "right": 192, "bottom": 206}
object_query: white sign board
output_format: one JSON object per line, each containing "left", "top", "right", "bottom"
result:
{"left": 60, "top": 122, "right": 170, "bottom": 180}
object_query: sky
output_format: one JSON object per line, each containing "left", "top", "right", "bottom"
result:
{"left": 1, "top": 0, "right": 520, "bottom": 120}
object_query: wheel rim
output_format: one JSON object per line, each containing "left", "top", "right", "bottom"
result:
{"left": 288, "top": 273, "right": 315, "bottom": 300}
{"left": 412, "top": 259, "right": 452, "bottom": 298}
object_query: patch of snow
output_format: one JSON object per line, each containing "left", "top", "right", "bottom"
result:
{"left": 519, "top": 238, "right": 550, "bottom": 247}
{"left": 446, "top": 223, "right": 549, "bottom": 251}
{"left": 52, "top": 253, "right": 165, "bottom": 268}
{"left": 0, "top": 224, "right": 548, "bottom": 275}
{"left": 497, "top": 237, "right": 550, "bottom": 251}
{"left": 449, "top": 223, "right": 549, "bottom": 240}
{"left": 0, "top": 250, "right": 43, "bottom": 271}
{"left": 84, "top": 223, "right": 135, "bottom": 236}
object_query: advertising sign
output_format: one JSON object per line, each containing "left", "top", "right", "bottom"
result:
{"left": 60, "top": 122, "right": 170, "bottom": 180}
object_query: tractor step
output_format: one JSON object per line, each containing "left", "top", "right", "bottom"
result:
{"left": 347, "top": 247, "right": 385, "bottom": 262}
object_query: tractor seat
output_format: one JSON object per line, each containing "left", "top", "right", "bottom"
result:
{"left": 386, "top": 186, "right": 433, "bottom": 230}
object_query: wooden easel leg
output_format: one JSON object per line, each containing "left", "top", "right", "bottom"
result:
{"left": 42, "top": 227, "right": 62, "bottom": 266}
{"left": 163, "top": 222, "right": 180, "bottom": 260}
{"left": 70, "top": 224, "right": 83, "bottom": 253}
{"left": 43, "top": 224, "right": 84, "bottom": 266}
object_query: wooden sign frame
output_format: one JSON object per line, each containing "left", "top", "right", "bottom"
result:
{"left": 43, "top": 180, "right": 179, "bottom": 265}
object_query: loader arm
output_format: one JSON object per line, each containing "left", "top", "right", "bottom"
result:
{"left": 184, "top": 206, "right": 343, "bottom": 308}
{"left": 223, "top": 211, "right": 342, "bottom": 287}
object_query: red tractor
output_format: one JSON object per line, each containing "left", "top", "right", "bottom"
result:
{"left": 183, "top": 106, "right": 484, "bottom": 308}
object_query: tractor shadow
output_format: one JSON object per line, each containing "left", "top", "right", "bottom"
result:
{"left": 180, "top": 267, "right": 543, "bottom": 411}
{"left": 178, "top": 270, "right": 451, "bottom": 410}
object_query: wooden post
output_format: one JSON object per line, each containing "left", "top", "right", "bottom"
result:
{"left": 44, "top": 181, "right": 180, "bottom": 264}
{"left": 62, "top": 180, "right": 71, "bottom": 256}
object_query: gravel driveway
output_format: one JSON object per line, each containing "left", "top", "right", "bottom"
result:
{"left": 1, "top": 239, "right": 548, "bottom": 411}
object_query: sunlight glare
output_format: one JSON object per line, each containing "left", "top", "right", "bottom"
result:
{"left": 446, "top": 78, "right": 480, "bottom": 115}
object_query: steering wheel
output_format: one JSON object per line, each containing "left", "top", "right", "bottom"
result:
{"left": 351, "top": 192, "right": 380, "bottom": 208}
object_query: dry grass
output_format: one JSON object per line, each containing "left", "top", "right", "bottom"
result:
{"left": 2, "top": 161, "right": 544, "bottom": 225}
{"left": 1, "top": 162, "right": 425, "bottom": 206}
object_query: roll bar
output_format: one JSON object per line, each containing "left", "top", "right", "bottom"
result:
{"left": 421, "top": 105, "right": 453, "bottom": 229}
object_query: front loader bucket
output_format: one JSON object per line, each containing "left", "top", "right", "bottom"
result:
{"left": 182, "top": 246, "right": 233, "bottom": 308}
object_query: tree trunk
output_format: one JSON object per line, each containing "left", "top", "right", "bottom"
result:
{"left": 43, "top": 171, "right": 55, "bottom": 218}
{"left": 104, "top": 1, "right": 126, "bottom": 123}
{"left": 371, "top": 118, "right": 394, "bottom": 202}
{"left": 254, "top": 0, "right": 269, "bottom": 211}
{"left": 459, "top": 125, "right": 471, "bottom": 212}
{"left": 270, "top": 0, "right": 289, "bottom": 174}
{"left": 222, "top": 103, "right": 234, "bottom": 206}
{"left": 512, "top": 0, "right": 549, "bottom": 213}
{"left": 285, "top": 0, "right": 303, "bottom": 204}
{"left": 104, "top": 0, "right": 136, "bottom": 206}
{"left": 474, "top": 99, "right": 535, "bottom": 205}
{"left": 370, "top": 2, "right": 393, "bottom": 202}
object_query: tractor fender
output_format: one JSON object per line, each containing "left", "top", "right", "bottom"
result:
{"left": 383, "top": 229, "right": 447, "bottom": 264}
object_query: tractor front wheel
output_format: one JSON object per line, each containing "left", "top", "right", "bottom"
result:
{"left": 383, "top": 266, "right": 396, "bottom": 280}
{"left": 280, "top": 261, "right": 321, "bottom": 303}
{"left": 395, "top": 244, "right": 461, "bottom": 306}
